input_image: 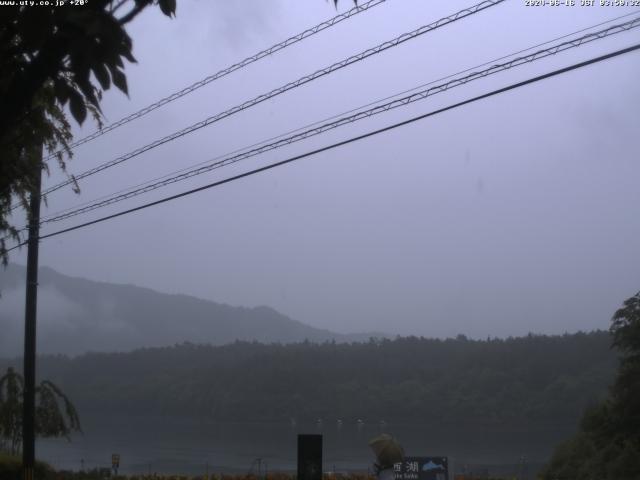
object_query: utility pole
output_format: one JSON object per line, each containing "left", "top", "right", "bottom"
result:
{"left": 22, "top": 147, "right": 42, "bottom": 480}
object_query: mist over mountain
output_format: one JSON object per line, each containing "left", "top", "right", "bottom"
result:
{"left": 0, "top": 264, "right": 385, "bottom": 356}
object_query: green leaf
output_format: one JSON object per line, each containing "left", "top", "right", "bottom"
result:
{"left": 53, "top": 79, "right": 70, "bottom": 106}
{"left": 92, "top": 63, "right": 110, "bottom": 90}
{"left": 68, "top": 89, "right": 87, "bottom": 125}
{"left": 119, "top": 33, "right": 136, "bottom": 63}
{"left": 111, "top": 53, "right": 125, "bottom": 68}
{"left": 158, "top": 0, "right": 177, "bottom": 17}
{"left": 110, "top": 66, "right": 128, "bottom": 95}
{"left": 74, "top": 73, "right": 99, "bottom": 109}
{"left": 80, "top": 84, "right": 102, "bottom": 114}
{"left": 121, "top": 48, "right": 136, "bottom": 64}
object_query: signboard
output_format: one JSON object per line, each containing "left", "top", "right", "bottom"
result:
{"left": 111, "top": 454, "right": 120, "bottom": 475}
{"left": 297, "top": 434, "right": 322, "bottom": 480}
{"left": 394, "top": 456, "right": 449, "bottom": 480}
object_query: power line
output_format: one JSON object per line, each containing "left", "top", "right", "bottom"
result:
{"left": 1, "top": 0, "right": 388, "bottom": 213}
{"left": 37, "top": 16, "right": 640, "bottom": 226}
{"left": 8, "top": 42, "right": 639, "bottom": 253}
{"left": 44, "top": 0, "right": 391, "bottom": 161}
{"left": 34, "top": 10, "right": 640, "bottom": 225}
{"left": 4, "top": 11, "right": 638, "bottom": 241}
{"left": 39, "top": 0, "right": 505, "bottom": 197}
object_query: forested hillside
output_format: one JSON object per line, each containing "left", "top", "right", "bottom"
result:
{"left": 0, "top": 332, "right": 616, "bottom": 427}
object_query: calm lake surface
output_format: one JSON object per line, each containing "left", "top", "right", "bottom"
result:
{"left": 37, "top": 415, "right": 574, "bottom": 476}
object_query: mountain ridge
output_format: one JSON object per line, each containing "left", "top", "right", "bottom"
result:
{"left": 0, "top": 263, "right": 388, "bottom": 357}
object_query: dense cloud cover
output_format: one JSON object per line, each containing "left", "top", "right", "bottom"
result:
{"left": 4, "top": 0, "right": 639, "bottom": 342}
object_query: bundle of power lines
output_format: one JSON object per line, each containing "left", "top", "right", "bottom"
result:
{"left": 7, "top": 0, "right": 640, "bottom": 251}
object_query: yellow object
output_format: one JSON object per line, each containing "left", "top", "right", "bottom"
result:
{"left": 368, "top": 434, "right": 404, "bottom": 467}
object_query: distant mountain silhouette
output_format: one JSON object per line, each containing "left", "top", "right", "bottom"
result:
{"left": 0, "top": 264, "right": 387, "bottom": 356}
{"left": 422, "top": 461, "right": 444, "bottom": 471}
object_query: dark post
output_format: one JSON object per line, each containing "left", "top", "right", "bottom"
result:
{"left": 22, "top": 151, "right": 42, "bottom": 480}
{"left": 297, "top": 434, "right": 322, "bottom": 480}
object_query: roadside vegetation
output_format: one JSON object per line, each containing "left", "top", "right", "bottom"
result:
{"left": 540, "top": 291, "right": 640, "bottom": 480}
{"left": 0, "top": 456, "right": 512, "bottom": 480}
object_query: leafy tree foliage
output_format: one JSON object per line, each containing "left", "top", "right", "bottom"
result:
{"left": 0, "top": 452, "right": 54, "bottom": 480}
{"left": 0, "top": 368, "right": 81, "bottom": 455}
{"left": 541, "top": 291, "right": 640, "bottom": 480}
{"left": 0, "top": 332, "right": 615, "bottom": 428}
{"left": 609, "top": 292, "right": 640, "bottom": 444}
{"left": 0, "top": 0, "right": 177, "bottom": 265}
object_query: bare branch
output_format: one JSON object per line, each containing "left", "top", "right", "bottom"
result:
{"left": 117, "top": 2, "right": 148, "bottom": 25}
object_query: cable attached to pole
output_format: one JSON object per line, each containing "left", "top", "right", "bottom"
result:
{"left": 35, "top": 15, "right": 640, "bottom": 226}
{"left": 7, "top": 42, "right": 638, "bottom": 252}
{"left": 44, "top": 0, "right": 392, "bottom": 159}
{"left": 39, "top": 0, "right": 506, "bottom": 198}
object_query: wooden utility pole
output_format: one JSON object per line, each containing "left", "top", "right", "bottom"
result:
{"left": 22, "top": 149, "right": 42, "bottom": 480}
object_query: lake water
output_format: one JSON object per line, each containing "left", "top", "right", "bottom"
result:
{"left": 36, "top": 415, "right": 574, "bottom": 477}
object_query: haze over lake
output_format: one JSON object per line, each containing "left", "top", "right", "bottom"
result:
{"left": 37, "top": 416, "right": 567, "bottom": 477}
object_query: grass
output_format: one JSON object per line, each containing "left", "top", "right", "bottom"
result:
{"left": 0, "top": 455, "right": 519, "bottom": 480}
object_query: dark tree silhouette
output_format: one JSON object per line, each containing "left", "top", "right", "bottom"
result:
{"left": 0, "top": 368, "right": 81, "bottom": 455}
{"left": 0, "top": 0, "right": 177, "bottom": 264}
{"left": 542, "top": 291, "right": 640, "bottom": 480}
{"left": 609, "top": 291, "right": 640, "bottom": 443}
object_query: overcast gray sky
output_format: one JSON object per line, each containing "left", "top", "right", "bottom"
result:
{"left": 6, "top": 0, "right": 640, "bottom": 338}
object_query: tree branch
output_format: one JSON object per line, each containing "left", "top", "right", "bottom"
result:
{"left": 110, "top": 0, "right": 129, "bottom": 14}
{"left": 117, "top": 2, "right": 148, "bottom": 25}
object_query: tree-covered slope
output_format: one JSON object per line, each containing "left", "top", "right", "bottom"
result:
{"left": 1, "top": 332, "right": 616, "bottom": 427}
{"left": 541, "top": 291, "right": 640, "bottom": 480}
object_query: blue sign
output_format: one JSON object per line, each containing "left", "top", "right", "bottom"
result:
{"left": 393, "top": 456, "right": 448, "bottom": 480}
